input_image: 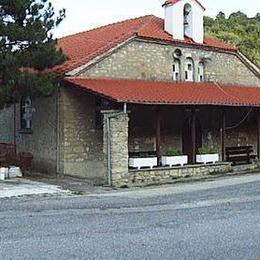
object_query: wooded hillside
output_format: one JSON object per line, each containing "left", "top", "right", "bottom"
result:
{"left": 204, "top": 12, "right": 260, "bottom": 67}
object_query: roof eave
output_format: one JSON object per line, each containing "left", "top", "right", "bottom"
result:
{"left": 162, "top": 0, "right": 206, "bottom": 11}
{"left": 136, "top": 35, "right": 238, "bottom": 53}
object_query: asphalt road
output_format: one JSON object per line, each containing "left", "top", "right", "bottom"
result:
{"left": 0, "top": 174, "right": 260, "bottom": 260}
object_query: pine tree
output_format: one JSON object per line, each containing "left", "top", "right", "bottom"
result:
{"left": 0, "top": 0, "right": 66, "bottom": 108}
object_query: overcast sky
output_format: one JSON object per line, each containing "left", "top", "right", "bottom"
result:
{"left": 52, "top": 0, "right": 260, "bottom": 38}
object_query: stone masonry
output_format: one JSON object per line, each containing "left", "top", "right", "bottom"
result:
{"left": 80, "top": 39, "right": 260, "bottom": 87}
{"left": 59, "top": 87, "right": 106, "bottom": 184}
{"left": 78, "top": 38, "right": 260, "bottom": 186}
{"left": 103, "top": 111, "right": 129, "bottom": 186}
{"left": 0, "top": 36, "right": 259, "bottom": 185}
{"left": 0, "top": 96, "right": 58, "bottom": 174}
{"left": 116, "top": 163, "right": 232, "bottom": 187}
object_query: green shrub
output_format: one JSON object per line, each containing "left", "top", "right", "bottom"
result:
{"left": 198, "top": 146, "right": 218, "bottom": 155}
{"left": 165, "top": 149, "right": 182, "bottom": 156}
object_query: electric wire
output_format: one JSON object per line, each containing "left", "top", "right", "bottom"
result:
{"left": 226, "top": 108, "right": 253, "bottom": 130}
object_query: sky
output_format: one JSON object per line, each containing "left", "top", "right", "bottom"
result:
{"left": 52, "top": 0, "right": 260, "bottom": 38}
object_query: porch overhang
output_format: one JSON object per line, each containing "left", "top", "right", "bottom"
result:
{"left": 64, "top": 77, "right": 260, "bottom": 107}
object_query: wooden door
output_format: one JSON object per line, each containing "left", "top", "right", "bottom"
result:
{"left": 182, "top": 118, "right": 202, "bottom": 164}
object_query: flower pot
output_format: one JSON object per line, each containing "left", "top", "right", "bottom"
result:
{"left": 0, "top": 172, "right": 4, "bottom": 180}
{"left": 161, "top": 155, "right": 188, "bottom": 167}
{"left": 196, "top": 153, "right": 219, "bottom": 164}
{"left": 0, "top": 167, "right": 9, "bottom": 180}
{"left": 129, "top": 157, "right": 157, "bottom": 169}
{"left": 8, "top": 166, "right": 23, "bottom": 178}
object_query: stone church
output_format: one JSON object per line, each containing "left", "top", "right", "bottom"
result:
{"left": 1, "top": 0, "right": 260, "bottom": 186}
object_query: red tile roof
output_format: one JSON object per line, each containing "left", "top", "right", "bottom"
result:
{"left": 56, "top": 15, "right": 237, "bottom": 74}
{"left": 163, "top": 0, "right": 206, "bottom": 10}
{"left": 64, "top": 77, "right": 260, "bottom": 107}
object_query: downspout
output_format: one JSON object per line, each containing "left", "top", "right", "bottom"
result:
{"left": 56, "top": 84, "right": 61, "bottom": 175}
{"left": 106, "top": 103, "right": 128, "bottom": 187}
{"left": 106, "top": 116, "right": 112, "bottom": 186}
{"left": 12, "top": 90, "right": 18, "bottom": 155}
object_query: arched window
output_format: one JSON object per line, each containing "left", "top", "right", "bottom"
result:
{"left": 185, "top": 58, "right": 194, "bottom": 82}
{"left": 198, "top": 62, "right": 205, "bottom": 82}
{"left": 20, "top": 96, "right": 33, "bottom": 130}
{"left": 173, "top": 59, "right": 181, "bottom": 81}
{"left": 184, "top": 4, "right": 192, "bottom": 38}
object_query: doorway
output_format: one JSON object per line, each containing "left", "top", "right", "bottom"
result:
{"left": 182, "top": 117, "right": 202, "bottom": 164}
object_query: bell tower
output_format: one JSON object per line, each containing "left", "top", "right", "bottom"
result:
{"left": 163, "top": 0, "right": 205, "bottom": 44}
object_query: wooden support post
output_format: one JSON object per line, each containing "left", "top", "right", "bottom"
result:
{"left": 221, "top": 109, "right": 226, "bottom": 162}
{"left": 257, "top": 110, "right": 260, "bottom": 159}
{"left": 156, "top": 108, "right": 161, "bottom": 166}
{"left": 191, "top": 109, "right": 196, "bottom": 164}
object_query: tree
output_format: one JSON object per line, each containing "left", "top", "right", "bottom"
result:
{"left": 216, "top": 11, "right": 226, "bottom": 21}
{"left": 204, "top": 12, "right": 260, "bottom": 67}
{"left": 0, "top": 0, "right": 66, "bottom": 108}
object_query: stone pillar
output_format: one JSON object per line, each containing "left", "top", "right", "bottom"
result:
{"left": 103, "top": 110, "right": 129, "bottom": 187}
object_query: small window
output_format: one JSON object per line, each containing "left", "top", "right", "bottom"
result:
{"left": 185, "top": 58, "right": 194, "bottom": 82}
{"left": 198, "top": 62, "right": 205, "bottom": 82}
{"left": 20, "top": 96, "right": 33, "bottom": 130}
{"left": 173, "top": 59, "right": 181, "bottom": 81}
{"left": 184, "top": 4, "right": 192, "bottom": 37}
{"left": 173, "top": 49, "right": 182, "bottom": 58}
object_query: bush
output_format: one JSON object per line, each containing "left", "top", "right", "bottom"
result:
{"left": 165, "top": 149, "right": 182, "bottom": 156}
{"left": 198, "top": 146, "right": 218, "bottom": 155}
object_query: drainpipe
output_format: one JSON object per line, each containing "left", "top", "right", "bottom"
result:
{"left": 12, "top": 90, "right": 18, "bottom": 155}
{"left": 56, "top": 84, "right": 61, "bottom": 175}
{"left": 105, "top": 103, "right": 128, "bottom": 187}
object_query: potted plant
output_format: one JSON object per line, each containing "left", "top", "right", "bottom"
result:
{"left": 129, "top": 152, "right": 157, "bottom": 170}
{"left": 196, "top": 146, "right": 219, "bottom": 164}
{"left": 161, "top": 149, "right": 188, "bottom": 167}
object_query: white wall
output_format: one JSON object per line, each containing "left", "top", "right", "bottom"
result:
{"left": 164, "top": 0, "right": 204, "bottom": 44}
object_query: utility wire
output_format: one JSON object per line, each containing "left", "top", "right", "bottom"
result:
{"left": 226, "top": 108, "right": 253, "bottom": 130}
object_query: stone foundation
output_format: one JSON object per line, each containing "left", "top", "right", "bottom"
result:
{"left": 113, "top": 163, "right": 232, "bottom": 187}
{"left": 232, "top": 159, "right": 260, "bottom": 172}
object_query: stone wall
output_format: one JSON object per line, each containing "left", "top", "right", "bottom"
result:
{"left": 59, "top": 87, "right": 106, "bottom": 183}
{"left": 103, "top": 111, "right": 129, "bottom": 186}
{"left": 80, "top": 39, "right": 260, "bottom": 87}
{"left": 0, "top": 96, "right": 58, "bottom": 174}
{"left": 0, "top": 105, "right": 14, "bottom": 144}
{"left": 113, "top": 163, "right": 232, "bottom": 187}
